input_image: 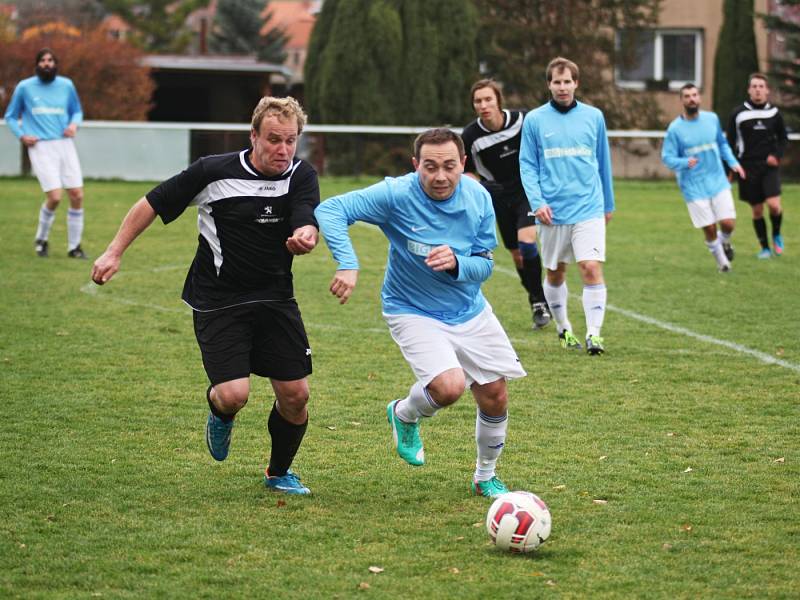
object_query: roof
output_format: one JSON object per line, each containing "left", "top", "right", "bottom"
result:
{"left": 260, "top": 0, "right": 317, "bottom": 49}
{"left": 142, "top": 54, "right": 293, "bottom": 79}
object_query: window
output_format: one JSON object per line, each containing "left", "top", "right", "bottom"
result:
{"left": 616, "top": 29, "right": 703, "bottom": 90}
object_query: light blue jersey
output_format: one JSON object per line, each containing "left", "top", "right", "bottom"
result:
{"left": 315, "top": 173, "right": 497, "bottom": 325}
{"left": 519, "top": 101, "right": 615, "bottom": 224}
{"left": 4, "top": 75, "right": 83, "bottom": 141}
{"left": 662, "top": 110, "right": 740, "bottom": 202}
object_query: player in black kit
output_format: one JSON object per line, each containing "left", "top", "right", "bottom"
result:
{"left": 462, "top": 79, "right": 550, "bottom": 329}
{"left": 726, "top": 73, "right": 788, "bottom": 258}
{"left": 92, "top": 97, "right": 319, "bottom": 494}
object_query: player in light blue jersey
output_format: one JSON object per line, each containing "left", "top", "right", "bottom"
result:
{"left": 662, "top": 83, "right": 746, "bottom": 272}
{"left": 316, "top": 128, "right": 526, "bottom": 500}
{"left": 519, "top": 57, "right": 615, "bottom": 355}
{"left": 4, "top": 48, "right": 87, "bottom": 259}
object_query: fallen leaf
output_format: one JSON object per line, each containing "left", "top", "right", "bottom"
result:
{"left": 579, "top": 490, "right": 589, "bottom": 497}
{"left": 473, "top": 521, "right": 483, "bottom": 528}
{"left": 276, "top": 500, "right": 286, "bottom": 508}
{"left": 326, "top": 426, "right": 337, "bottom": 431}
{"left": 56, "top": 331, "right": 68, "bottom": 336}
{"left": 449, "top": 567, "right": 460, "bottom": 574}
{"left": 368, "top": 566, "right": 384, "bottom": 574}
{"left": 367, "top": 372, "right": 376, "bottom": 380}
{"left": 593, "top": 499, "right": 608, "bottom": 505}
{"left": 45, "top": 514, "right": 55, "bottom": 522}
{"left": 18, "top": 543, "right": 26, "bottom": 549}
{"left": 552, "top": 484, "right": 566, "bottom": 491}
{"left": 666, "top": 432, "right": 676, "bottom": 437}
{"left": 546, "top": 580, "right": 557, "bottom": 586}
{"left": 599, "top": 455, "right": 608, "bottom": 461}
{"left": 350, "top": 422, "right": 362, "bottom": 426}
{"left": 629, "top": 379, "right": 639, "bottom": 384}
{"left": 358, "top": 582, "right": 370, "bottom": 590}
{"left": 680, "top": 523, "right": 693, "bottom": 532}
{"left": 530, "top": 571, "right": 545, "bottom": 577}
{"left": 662, "top": 543, "right": 673, "bottom": 550}
{"left": 776, "top": 347, "right": 784, "bottom": 357}
{"left": 455, "top": 536, "right": 464, "bottom": 541}
{"left": 774, "top": 457, "right": 785, "bottom": 463}
{"left": 683, "top": 467, "right": 693, "bottom": 473}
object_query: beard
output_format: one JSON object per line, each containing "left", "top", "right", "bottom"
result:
{"left": 685, "top": 104, "right": 699, "bottom": 116}
{"left": 35, "top": 65, "right": 57, "bottom": 83}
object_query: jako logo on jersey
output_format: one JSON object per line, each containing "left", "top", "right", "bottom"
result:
{"left": 258, "top": 183, "right": 277, "bottom": 192}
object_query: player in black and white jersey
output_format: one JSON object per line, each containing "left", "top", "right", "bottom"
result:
{"left": 726, "top": 73, "right": 788, "bottom": 258}
{"left": 91, "top": 97, "right": 319, "bottom": 495}
{"left": 461, "top": 79, "right": 550, "bottom": 330}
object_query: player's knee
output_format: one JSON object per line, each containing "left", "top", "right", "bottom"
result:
{"left": 213, "top": 382, "right": 249, "bottom": 413}
{"left": 428, "top": 371, "right": 466, "bottom": 406}
{"left": 67, "top": 188, "right": 83, "bottom": 206}
{"left": 275, "top": 381, "right": 310, "bottom": 413}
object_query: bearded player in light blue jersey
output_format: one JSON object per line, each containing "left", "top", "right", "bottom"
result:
{"left": 662, "top": 83, "right": 746, "bottom": 272}
{"left": 4, "top": 48, "right": 87, "bottom": 259}
{"left": 315, "top": 128, "right": 526, "bottom": 500}
{"left": 519, "top": 57, "right": 615, "bottom": 355}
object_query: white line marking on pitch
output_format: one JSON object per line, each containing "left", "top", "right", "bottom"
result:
{"left": 494, "top": 265, "right": 800, "bottom": 373}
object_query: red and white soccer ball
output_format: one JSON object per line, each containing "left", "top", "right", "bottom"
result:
{"left": 486, "top": 491, "right": 551, "bottom": 553}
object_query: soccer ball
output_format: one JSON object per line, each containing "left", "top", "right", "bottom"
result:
{"left": 486, "top": 491, "right": 551, "bottom": 553}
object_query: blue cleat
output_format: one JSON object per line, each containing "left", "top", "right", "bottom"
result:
{"left": 264, "top": 469, "right": 311, "bottom": 495}
{"left": 387, "top": 400, "right": 425, "bottom": 466}
{"left": 205, "top": 412, "right": 234, "bottom": 461}
{"left": 773, "top": 234, "right": 784, "bottom": 256}
{"left": 471, "top": 476, "right": 510, "bottom": 499}
{"left": 757, "top": 248, "right": 772, "bottom": 260}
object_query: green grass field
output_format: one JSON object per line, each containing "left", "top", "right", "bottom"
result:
{"left": 1, "top": 176, "right": 798, "bottom": 598}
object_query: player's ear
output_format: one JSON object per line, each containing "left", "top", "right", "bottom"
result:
{"left": 412, "top": 156, "right": 420, "bottom": 171}
{"left": 460, "top": 154, "right": 467, "bottom": 169}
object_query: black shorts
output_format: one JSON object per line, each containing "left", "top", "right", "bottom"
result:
{"left": 492, "top": 192, "right": 537, "bottom": 250}
{"left": 192, "top": 300, "right": 312, "bottom": 385}
{"left": 738, "top": 162, "right": 781, "bottom": 205}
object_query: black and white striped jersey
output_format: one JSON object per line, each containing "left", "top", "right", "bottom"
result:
{"left": 462, "top": 109, "right": 526, "bottom": 197}
{"left": 726, "top": 101, "right": 788, "bottom": 162}
{"left": 146, "top": 149, "right": 320, "bottom": 311}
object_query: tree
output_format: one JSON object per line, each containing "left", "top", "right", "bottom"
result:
{"left": 473, "top": 0, "right": 662, "bottom": 129}
{"left": 210, "top": 0, "right": 287, "bottom": 63}
{"left": 0, "top": 30, "right": 154, "bottom": 120}
{"left": 305, "top": 0, "right": 477, "bottom": 126}
{"left": 100, "top": 0, "right": 209, "bottom": 53}
{"left": 713, "top": 0, "right": 759, "bottom": 123}
{"left": 761, "top": 0, "right": 800, "bottom": 127}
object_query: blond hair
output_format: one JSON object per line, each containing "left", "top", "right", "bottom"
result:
{"left": 546, "top": 57, "right": 579, "bottom": 82}
{"left": 251, "top": 96, "right": 308, "bottom": 134}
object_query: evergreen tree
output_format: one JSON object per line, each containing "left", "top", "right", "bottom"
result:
{"left": 761, "top": 0, "right": 800, "bottom": 127}
{"left": 713, "top": 0, "right": 759, "bottom": 122}
{"left": 211, "top": 0, "right": 287, "bottom": 63}
{"left": 101, "top": 0, "right": 209, "bottom": 53}
{"left": 473, "top": 0, "right": 662, "bottom": 129}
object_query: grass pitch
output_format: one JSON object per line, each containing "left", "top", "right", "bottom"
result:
{"left": 1, "top": 176, "right": 798, "bottom": 598}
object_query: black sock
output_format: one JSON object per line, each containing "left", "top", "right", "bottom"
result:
{"left": 522, "top": 257, "right": 545, "bottom": 304}
{"left": 206, "top": 385, "right": 234, "bottom": 422}
{"left": 267, "top": 402, "right": 308, "bottom": 477}
{"left": 753, "top": 218, "right": 769, "bottom": 250}
{"left": 770, "top": 212, "right": 783, "bottom": 237}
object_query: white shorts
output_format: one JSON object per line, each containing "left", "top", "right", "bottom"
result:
{"left": 686, "top": 189, "right": 736, "bottom": 228}
{"left": 28, "top": 138, "right": 83, "bottom": 192}
{"left": 537, "top": 217, "right": 606, "bottom": 270}
{"left": 383, "top": 304, "right": 526, "bottom": 387}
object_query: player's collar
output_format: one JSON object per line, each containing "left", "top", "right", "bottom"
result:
{"left": 549, "top": 99, "right": 577, "bottom": 113}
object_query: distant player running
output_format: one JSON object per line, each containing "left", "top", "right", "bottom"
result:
{"left": 519, "top": 57, "right": 615, "bottom": 355}
{"left": 316, "top": 128, "right": 526, "bottom": 500}
{"left": 662, "top": 84, "right": 745, "bottom": 272}
{"left": 462, "top": 79, "right": 550, "bottom": 329}
{"left": 726, "top": 73, "right": 788, "bottom": 258}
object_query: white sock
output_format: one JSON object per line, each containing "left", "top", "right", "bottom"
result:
{"left": 35, "top": 205, "right": 56, "bottom": 241}
{"left": 719, "top": 230, "right": 732, "bottom": 245}
{"left": 67, "top": 208, "right": 84, "bottom": 251}
{"left": 543, "top": 280, "right": 571, "bottom": 333}
{"left": 474, "top": 409, "right": 508, "bottom": 482}
{"left": 395, "top": 381, "right": 440, "bottom": 423}
{"left": 583, "top": 284, "right": 607, "bottom": 338}
{"left": 705, "top": 238, "right": 729, "bottom": 269}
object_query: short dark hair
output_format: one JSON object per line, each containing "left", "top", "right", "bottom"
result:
{"left": 413, "top": 128, "right": 465, "bottom": 160}
{"left": 470, "top": 79, "right": 503, "bottom": 110}
{"left": 546, "top": 57, "right": 579, "bottom": 82}
{"left": 35, "top": 47, "right": 57, "bottom": 65}
{"left": 748, "top": 72, "right": 769, "bottom": 86}
{"left": 679, "top": 82, "right": 698, "bottom": 95}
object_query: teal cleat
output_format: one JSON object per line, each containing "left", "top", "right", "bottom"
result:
{"left": 757, "top": 248, "right": 772, "bottom": 260}
{"left": 586, "top": 335, "right": 605, "bottom": 355}
{"left": 471, "top": 476, "right": 510, "bottom": 499}
{"left": 773, "top": 234, "right": 784, "bottom": 256}
{"left": 386, "top": 400, "right": 424, "bottom": 466}
{"left": 205, "top": 412, "right": 234, "bottom": 461}
{"left": 558, "top": 330, "right": 582, "bottom": 350}
{"left": 264, "top": 469, "right": 311, "bottom": 495}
